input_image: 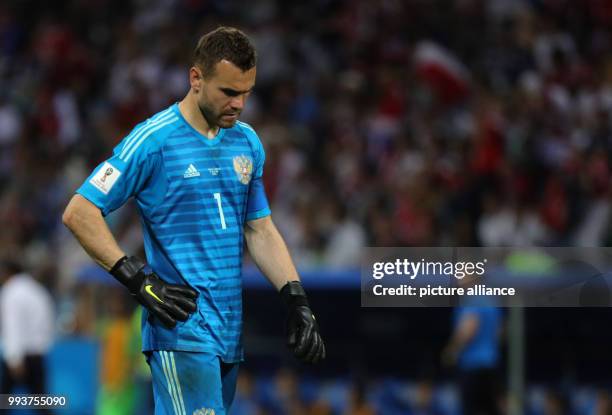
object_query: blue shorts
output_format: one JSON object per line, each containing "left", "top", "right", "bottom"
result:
{"left": 146, "top": 351, "right": 239, "bottom": 415}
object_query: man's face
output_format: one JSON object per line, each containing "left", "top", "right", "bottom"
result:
{"left": 194, "top": 59, "right": 256, "bottom": 129}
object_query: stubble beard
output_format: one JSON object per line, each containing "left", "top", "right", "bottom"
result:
{"left": 197, "top": 100, "right": 236, "bottom": 129}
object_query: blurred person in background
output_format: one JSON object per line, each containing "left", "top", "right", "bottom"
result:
{"left": 260, "top": 367, "right": 308, "bottom": 415}
{"left": 595, "top": 390, "right": 612, "bottom": 415}
{"left": 542, "top": 389, "right": 570, "bottom": 415}
{"left": 129, "top": 306, "right": 155, "bottom": 415}
{"left": 96, "top": 288, "right": 137, "bottom": 415}
{"left": 230, "top": 370, "right": 264, "bottom": 415}
{"left": 0, "top": 259, "right": 54, "bottom": 398}
{"left": 442, "top": 273, "right": 504, "bottom": 415}
{"left": 409, "top": 378, "right": 445, "bottom": 415}
{"left": 343, "top": 380, "right": 374, "bottom": 415}
{"left": 62, "top": 26, "right": 325, "bottom": 414}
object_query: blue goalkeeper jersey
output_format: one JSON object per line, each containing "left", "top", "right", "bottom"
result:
{"left": 77, "top": 103, "right": 271, "bottom": 362}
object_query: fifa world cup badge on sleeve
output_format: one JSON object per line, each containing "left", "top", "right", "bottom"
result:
{"left": 233, "top": 155, "right": 253, "bottom": 185}
{"left": 90, "top": 161, "right": 122, "bottom": 194}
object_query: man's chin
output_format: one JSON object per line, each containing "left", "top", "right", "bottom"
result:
{"left": 219, "top": 120, "right": 236, "bottom": 128}
{"left": 218, "top": 118, "right": 238, "bottom": 129}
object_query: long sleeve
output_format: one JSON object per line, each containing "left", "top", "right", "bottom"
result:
{"left": 1, "top": 283, "right": 25, "bottom": 368}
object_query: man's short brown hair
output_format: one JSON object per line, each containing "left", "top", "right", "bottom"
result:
{"left": 193, "top": 26, "right": 257, "bottom": 78}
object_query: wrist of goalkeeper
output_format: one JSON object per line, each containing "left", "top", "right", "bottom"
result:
{"left": 110, "top": 255, "right": 147, "bottom": 293}
{"left": 280, "top": 280, "right": 326, "bottom": 364}
{"left": 280, "top": 280, "right": 311, "bottom": 308}
{"left": 110, "top": 256, "right": 198, "bottom": 329}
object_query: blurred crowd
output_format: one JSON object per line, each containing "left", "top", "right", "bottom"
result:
{"left": 2, "top": 0, "right": 612, "bottom": 278}
{"left": 231, "top": 372, "right": 612, "bottom": 415}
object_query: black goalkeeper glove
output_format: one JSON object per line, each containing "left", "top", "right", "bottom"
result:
{"left": 110, "top": 256, "right": 198, "bottom": 329}
{"left": 280, "top": 281, "right": 326, "bottom": 364}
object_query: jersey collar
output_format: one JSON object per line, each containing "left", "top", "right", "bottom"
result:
{"left": 172, "top": 102, "right": 226, "bottom": 146}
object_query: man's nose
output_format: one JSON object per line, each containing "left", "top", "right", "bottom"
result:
{"left": 230, "top": 95, "right": 245, "bottom": 111}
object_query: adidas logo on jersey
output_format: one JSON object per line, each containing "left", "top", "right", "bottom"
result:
{"left": 183, "top": 164, "right": 201, "bottom": 178}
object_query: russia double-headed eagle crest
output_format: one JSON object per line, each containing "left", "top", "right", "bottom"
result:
{"left": 233, "top": 154, "right": 253, "bottom": 185}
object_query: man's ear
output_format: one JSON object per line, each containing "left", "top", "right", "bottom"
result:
{"left": 189, "top": 66, "right": 203, "bottom": 93}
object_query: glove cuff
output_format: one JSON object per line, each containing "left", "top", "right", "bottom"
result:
{"left": 280, "top": 281, "right": 310, "bottom": 308}
{"left": 110, "top": 256, "right": 146, "bottom": 293}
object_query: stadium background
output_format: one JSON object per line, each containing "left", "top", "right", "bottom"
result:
{"left": 2, "top": 0, "right": 612, "bottom": 413}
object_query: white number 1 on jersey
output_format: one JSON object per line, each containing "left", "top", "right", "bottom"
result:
{"left": 213, "top": 192, "right": 227, "bottom": 230}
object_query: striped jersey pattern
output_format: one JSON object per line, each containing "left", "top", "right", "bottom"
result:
{"left": 77, "top": 103, "right": 271, "bottom": 362}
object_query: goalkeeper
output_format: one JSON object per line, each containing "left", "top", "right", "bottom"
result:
{"left": 63, "top": 26, "right": 324, "bottom": 415}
